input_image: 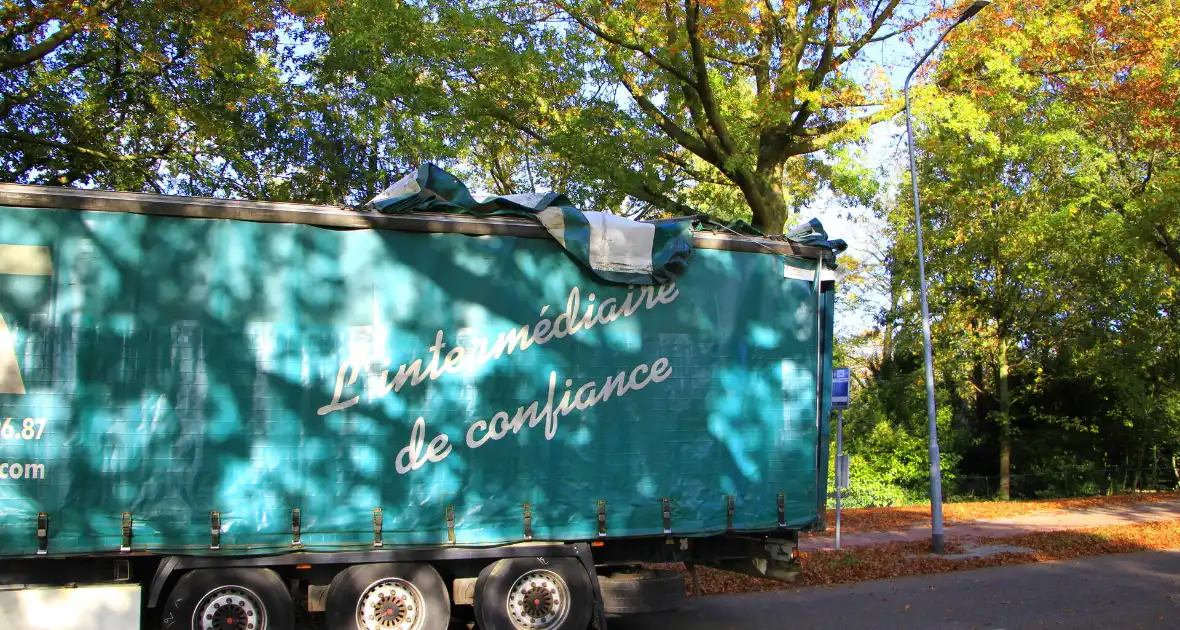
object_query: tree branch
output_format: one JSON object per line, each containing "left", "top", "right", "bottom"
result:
{"left": 784, "top": 0, "right": 825, "bottom": 97}
{"left": 632, "top": 180, "right": 698, "bottom": 217}
{"left": 1153, "top": 226, "right": 1180, "bottom": 272}
{"left": 684, "top": 0, "right": 735, "bottom": 155}
{"left": 659, "top": 151, "right": 732, "bottom": 186}
{"left": 832, "top": 0, "right": 902, "bottom": 68}
{"left": 809, "top": 2, "right": 838, "bottom": 91}
{"left": 754, "top": 0, "right": 775, "bottom": 96}
{"left": 785, "top": 100, "right": 904, "bottom": 154}
{"left": 1134, "top": 150, "right": 1155, "bottom": 196}
{"left": 0, "top": 130, "right": 170, "bottom": 162}
{"left": 705, "top": 51, "right": 760, "bottom": 68}
{"left": 809, "top": 27, "right": 918, "bottom": 48}
{"left": 664, "top": 1, "right": 719, "bottom": 156}
{"left": 618, "top": 72, "right": 719, "bottom": 165}
{"left": 791, "top": 1, "right": 824, "bottom": 72}
{"left": 0, "top": 0, "right": 120, "bottom": 73}
{"left": 552, "top": 1, "right": 697, "bottom": 86}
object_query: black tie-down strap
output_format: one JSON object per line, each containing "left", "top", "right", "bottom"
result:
{"left": 120, "top": 512, "right": 133, "bottom": 552}
{"left": 36, "top": 512, "right": 49, "bottom": 555}
{"left": 210, "top": 511, "right": 221, "bottom": 550}
{"left": 291, "top": 509, "right": 302, "bottom": 547}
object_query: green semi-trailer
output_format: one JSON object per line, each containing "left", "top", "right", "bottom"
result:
{"left": 0, "top": 177, "right": 839, "bottom": 630}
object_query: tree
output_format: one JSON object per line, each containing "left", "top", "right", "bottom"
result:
{"left": 313, "top": 0, "right": 957, "bottom": 231}
{"left": 856, "top": 0, "right": 1180, "bottom": 501}
{"left": 945, "top": 0, "right": 1180, "bottom": 274}
{"left": 0, "top": 0, "right": 326, "bottom": 193}
{"left": 486, "top": 0, "right": 951, "bottom": 232}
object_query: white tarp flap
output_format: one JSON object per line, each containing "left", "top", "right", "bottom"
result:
{"left": 585, "top": 210, "right": 656, "bottom": 275}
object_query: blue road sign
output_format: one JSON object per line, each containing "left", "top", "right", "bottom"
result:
{"left": 832, "top": 367, "right": 850, "bottom": 410}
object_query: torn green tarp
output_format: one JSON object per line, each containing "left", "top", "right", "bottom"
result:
{"left": 696, "top": 216, "right": 848, "bottom": 255}
{"left": 364, "top": 163, "right": 691, "bottom": 285}
{"left": 363, "top": 163, "right": 845, "bottom": 284}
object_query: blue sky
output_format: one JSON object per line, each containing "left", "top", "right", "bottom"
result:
{"left": 803, "top": 9, "right": 974, "bottom": 338}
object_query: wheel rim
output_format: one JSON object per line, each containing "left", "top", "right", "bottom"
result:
{"left": 194, "top": 585, "right": 266, "bottom": 630}
{"left": 356, "top": 578, "right": 426, "bottom": 630}
{"left": 505, "top": 569, "right": 571, "bottom": 630}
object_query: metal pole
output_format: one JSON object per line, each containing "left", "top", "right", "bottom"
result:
{"left": 903, "top": 0, "right": 990, "bottom": 555}
{"left": 835, "top": 409, "right": 843, "bottom": 550}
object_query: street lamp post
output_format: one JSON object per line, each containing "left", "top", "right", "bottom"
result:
{"left": 903, "top": 0, "right": 990, "bottom": 555}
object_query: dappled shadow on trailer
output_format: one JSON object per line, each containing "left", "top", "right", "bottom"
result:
{"left": 0, "top": 201, "right": 825, "bottom": 563}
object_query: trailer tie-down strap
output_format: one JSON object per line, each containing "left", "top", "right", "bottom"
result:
{"left": 597, "top": 500, "right": 607, "bottom": 537}
{"left": 446, "top": 505, "right": 456, "bottom": 544}
{"left": 210, "top": 511, "right": 221, "bottom": 550}
{"left": 522, "top": 504, "right": 533, "bottom": 541}
{"left": 36, "top": 512, "right": 48, "bottom": 555}
{"left": 373, "top": 508, "right": 383, "bottom": 548}
{"left": 120, "top": 512, "right": 133, "bottom": 552}
{"left": 291, "top": 509, "right": 302, "bottom": 547}
{"left": 778, "top": 493, "right": 786, "bottom": 528}
{"left": 726, "top": 496, "right": 735, "bottom": 531}
{"left": 662, "top": 498, "right": 672, "bottom": 534}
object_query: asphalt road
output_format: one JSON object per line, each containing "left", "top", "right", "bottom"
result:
{"left": 609, "top": 550, "right": 1180, "bottom": 630}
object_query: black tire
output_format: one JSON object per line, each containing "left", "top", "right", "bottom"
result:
{"left": 325, "top": 563, "right": 451, "bottom": 630}
{"left": 598, "top": 569, "right": 686, "bottom": 614}
{"left": 160, "top": 568, "right": 294, "bottom": 630}
{"left": 473, "top": 557, "right": 594, "bottom": 630}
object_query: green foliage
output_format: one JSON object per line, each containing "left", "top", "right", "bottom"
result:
{"left": 0, "top": 0, "right": 326, "bottom": 194}
{"left": 828, "top": 454, "right": 923, "bottom": 509}
{"left": 835, "top": 0, "right": 1180, "bottom": 502}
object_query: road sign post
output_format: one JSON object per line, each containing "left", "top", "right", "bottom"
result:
{"left": 832, "top": 368, "right": 850, "bottom": 549}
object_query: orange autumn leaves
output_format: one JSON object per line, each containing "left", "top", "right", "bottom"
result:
{"left": 660, "top": 495, "right": 1180, "bottom": 595}
{"left": 0, "top": 0, "right": 333, "bottom": 47}
{"left": 947, "top": 0, "right": 1180, "bottom": 149}
{"left": 822, "top": 492, "right": 1180, "bottom": 534}
{"left": 690, "top": 519, "right": 1180, "bottom": 593}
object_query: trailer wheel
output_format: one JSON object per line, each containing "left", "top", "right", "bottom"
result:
{"left": 161, "top": 568, "right": 294, "bottom": 630}
{"left": 473, "top": 558, "right": 593, "bottom": 630}
{"left": 325, "top": 563, "right": 450, "bottom": 630}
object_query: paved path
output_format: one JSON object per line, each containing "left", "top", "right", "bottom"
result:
{"left": 803, "top": 499, "right": 1180, "bottom": 551}
{"left": 611, "top": 550, "right": 1180, "bottom": 630}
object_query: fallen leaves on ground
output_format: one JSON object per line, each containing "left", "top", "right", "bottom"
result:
{"left": 822, "top": 491, "right": 1180, "bottom": 533}
{"left": 653, "top": 518, "right": 1180, "bottom": 596}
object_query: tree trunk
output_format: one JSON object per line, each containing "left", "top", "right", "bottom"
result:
{"left": 997, "top": 334, "right": 1012, "bottom": 501}
{"left": 1133, "top": 444, "right": 1145, "bottom": 491}
{"left": 882, "top": 264, "right": 898, "bottom": 362}
{"left": 736, "top": 164, "right": 789, "bottom": 235}
{"left": 1152, "top": 445, "right": 1159, "bottom": 490}
{"left": 1171, "top": 453, "right": 1178, "bottom": 489}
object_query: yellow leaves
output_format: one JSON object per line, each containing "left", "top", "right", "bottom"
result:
{"left": 948, "top": 0, "right": 1180, "bottom": 148}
